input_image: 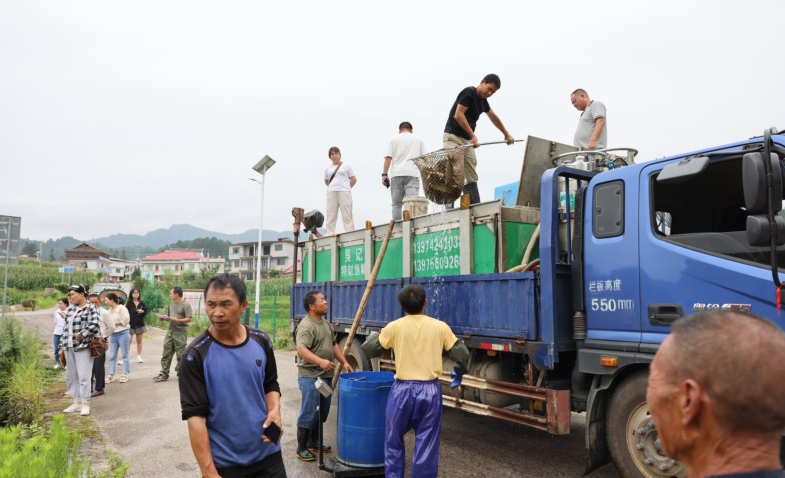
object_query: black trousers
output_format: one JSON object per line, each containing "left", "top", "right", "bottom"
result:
{"left": 92, "top": 351, "right": 105, "bottom": 391}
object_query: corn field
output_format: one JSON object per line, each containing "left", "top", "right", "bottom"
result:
{"left": 0, "top": 263, "right": 97, "bottom": 291}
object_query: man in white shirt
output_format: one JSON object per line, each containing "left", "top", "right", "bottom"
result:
{"left": 383, "top": 122, "right": 427, "bottom": 221}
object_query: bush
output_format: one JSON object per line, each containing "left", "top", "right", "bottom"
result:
{"left": 274, "top": 337, "right": 292, "bottom": 350}
{"left": 0, "top": 317, "right": 44, "bottom": 426}
{"left": 0, "top": 415, "right": 97, "bottom": 478}
{"left": 1, "top": 358, "right": 44, "bottom": 426}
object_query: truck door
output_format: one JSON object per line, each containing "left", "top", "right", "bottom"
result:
{"left": 583, "top": 168, "right": 643, "bottom": 345}
{"left": 638, "top": 152, "right": 785, "bottom": 346}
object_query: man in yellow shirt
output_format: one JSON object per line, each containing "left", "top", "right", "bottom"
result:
{"left": 362, "top": 285, "right": 469, "bottom": 478}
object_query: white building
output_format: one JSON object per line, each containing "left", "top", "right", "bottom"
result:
{"left": 107, "top": 257, "right": 136, "bottom": 282}
{"left": 140, "top": 250, "right": 226, "bottom": 281}
{"left": 228, "top": 238, "right": 294, "bottom": 280}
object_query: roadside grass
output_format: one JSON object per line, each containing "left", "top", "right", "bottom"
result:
{"left": 2, "top": 287, "right": 61, "bottom": 311}
{"left": 0, "top": 315, "right": 129, "bottom": 477}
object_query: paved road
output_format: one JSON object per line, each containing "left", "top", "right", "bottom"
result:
{"left": 17, "top": 308, "right": 620, "bottom": 478}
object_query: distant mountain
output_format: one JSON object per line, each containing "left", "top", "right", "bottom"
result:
{"left": 89, "top": 224, "right": 293, "bottom": 249}
{"left": 20, "top": 224, "right": 294, "bottom": 261}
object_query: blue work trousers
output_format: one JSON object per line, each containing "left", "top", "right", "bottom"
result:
{"left": 297, "top": 377, "right": 332, "bottom": 429}
{"left": 385, "top": 379, "right": 442, "bottom": 478}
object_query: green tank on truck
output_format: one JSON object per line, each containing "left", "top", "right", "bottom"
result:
{"left": 291, "top": 131, "right": 785, "bottom": 478}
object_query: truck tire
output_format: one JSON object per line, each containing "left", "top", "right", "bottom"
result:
{"left": 338, "top": 336, "right": 372, "bottom": 372}
{"left": 607, "top": 371, "right": 687, "bottom": 478}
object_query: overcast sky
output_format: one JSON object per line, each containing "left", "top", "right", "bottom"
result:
{"left": 2, "top": 1, "right": 784, "bottom": 241}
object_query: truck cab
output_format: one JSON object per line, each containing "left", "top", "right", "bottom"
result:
{"left": 576, "top": 129, "right": 785, "bottom": 478}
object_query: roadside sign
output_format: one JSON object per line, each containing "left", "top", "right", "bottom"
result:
{"left": 63, "top": 267, "right": 75, "bottom": 273}
{"left": 1, "top": 215, "right": 21, "bottom": 319}
{"left": 0, "top": 215, "right": 21, "bottom": 266}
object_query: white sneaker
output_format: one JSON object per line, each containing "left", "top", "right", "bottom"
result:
{"left": 80, "top": 404, "right": 90, "bottom": 416}
{"left": 63, "top": 403, "right": 82, "bottom": 413}
{"left": 136, "top": 355, "right": 144, "bottom": 363}
{"left": 117, "top": 359, "right": 123, "bottom": 365}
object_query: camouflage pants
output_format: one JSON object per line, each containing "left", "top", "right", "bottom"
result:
{"left": 159, "top": 330, "right": 187, "bottom": 379}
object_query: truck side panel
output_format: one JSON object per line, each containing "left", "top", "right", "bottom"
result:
{"left": 410, "top": 272, "right": 538, "bottom": 340}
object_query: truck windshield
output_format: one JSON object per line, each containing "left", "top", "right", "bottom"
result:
{"left": 651, "top": 153, "right": 785, "bottom": 269}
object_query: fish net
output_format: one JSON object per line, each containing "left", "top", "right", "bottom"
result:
{"left": 410, "top": 147, "right": 466, "bottom": 205}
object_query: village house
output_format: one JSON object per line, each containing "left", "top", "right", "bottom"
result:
{"left": 140, "top": 249, "right": 225, "bottom": 281}
{"left": 227, "top": 238, "right": 294, "bottom": 280}
{"left": 65, "top": 242, "right": 111, "bottom": 271}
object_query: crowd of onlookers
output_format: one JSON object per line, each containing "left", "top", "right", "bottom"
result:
{"left": 53, "top": 285, "right": 150, "bottom": 416}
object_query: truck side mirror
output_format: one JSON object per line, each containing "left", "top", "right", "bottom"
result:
{"left": 743, "top": 152, "right": 785, "bottom": 246}
{"left": 746, "top": 214, "right": 785, "bottom": 246}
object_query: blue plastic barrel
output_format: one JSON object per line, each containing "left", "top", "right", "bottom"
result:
{"left": 337, "top": 371, "right": 394, "bottom": 467}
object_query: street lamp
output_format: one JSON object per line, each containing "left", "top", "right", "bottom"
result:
{"left": 250, "top": 155, "right": 276, "bottom": 329}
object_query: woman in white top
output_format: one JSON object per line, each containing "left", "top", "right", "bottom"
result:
{"left": 53, "top": 297, "right": 68, "bottom": 367}
{"left": 324, "top": 146, "right": 357, "bottom": 235}
{"left": 105, "top": 293, "right": 131, "bottom": 383}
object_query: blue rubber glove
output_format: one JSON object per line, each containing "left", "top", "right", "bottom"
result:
{"left": 450, "top": 370, "right": 463, "bottom": 389}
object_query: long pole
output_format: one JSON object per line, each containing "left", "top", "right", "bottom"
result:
{"left": 253, "top": 175, "right": 266, "bottom": 329}
{"left": 332, "top": 220, "right": 396, "bottom": 389}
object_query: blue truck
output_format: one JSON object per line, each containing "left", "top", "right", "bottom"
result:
{"left": 291, "top": 130, "right": 785, "bottom": 478}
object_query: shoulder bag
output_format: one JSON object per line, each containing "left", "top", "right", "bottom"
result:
{"left": 88, "top": 334, "right": 108, "bottom": 358}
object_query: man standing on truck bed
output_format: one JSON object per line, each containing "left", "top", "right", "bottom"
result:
{"left": 295, "top": 291, "right": 354, "bottom": 462}
{"left": 154, "top": 287, "right": 192, "bottom": 382}
{"left": 570, "top": 88, "right": 607, "bottom": 150}
{"left": 362, "top": 284, "right": 470, "bottom": 478}
{"left": 647, "top": 310, "right": 785, "bottom": 478}
{"left": 383, "top": 121, "right": 427, "bottom": 221}
{"left": 443, "top": 73, "right": 515, "bottom": 204}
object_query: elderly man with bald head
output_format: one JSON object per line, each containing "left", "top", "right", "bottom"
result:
{"left": 647, "top": 311, "right": 785, "bottom": 478}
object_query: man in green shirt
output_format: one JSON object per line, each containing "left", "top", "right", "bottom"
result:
{"left": 295, "top": 291, "right": 353, "bottom": 461}
{"left": 154, "top": 287, "right": 192, "bottom": 382}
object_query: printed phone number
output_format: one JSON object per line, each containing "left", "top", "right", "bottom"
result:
{"left": 414, "top": 254, "right": 460, "bottom": 273}
{"left": 413, "top": 235, "right": 460, "bottom": 255}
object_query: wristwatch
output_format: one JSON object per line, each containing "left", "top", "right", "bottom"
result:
{"left": 381, "top": 173, "right": 388, "bottom": 177}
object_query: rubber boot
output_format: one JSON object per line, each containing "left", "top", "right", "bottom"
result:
{"left": 296, "top": 427, "right": 316, "bottom": 461}
{"left": 307, "top": 428, "right": 331, "bottom": 453}
{"left": 462, "top": 182, "right": 481, "bottom": 204}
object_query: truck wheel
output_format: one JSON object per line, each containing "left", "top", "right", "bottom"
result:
{"left": 607, "top": 372, "right": 687, "bottom": 478}
{"left": 338, "top": 337, "right": 372, "bottom": 372}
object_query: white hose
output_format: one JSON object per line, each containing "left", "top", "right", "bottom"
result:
{"left": 506, "top": 222, "right": 540, "bottom": 273}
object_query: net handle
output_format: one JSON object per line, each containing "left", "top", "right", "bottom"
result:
{"left": 463, "top": 139, "right": 525, "bottom": 148}
{"left": 407, "top": 139, "right": 525, "bottom": 162}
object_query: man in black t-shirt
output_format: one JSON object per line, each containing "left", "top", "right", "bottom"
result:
{"left": 443, "top": 73, "right": 514, "bottom": 204}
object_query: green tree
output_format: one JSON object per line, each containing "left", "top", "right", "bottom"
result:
{"left": 120, "top": 248, "right": 128, "bottom": 260}
{"left": 182, "top": 271, "right": 198, "bottom": 282}
{"left": 21, "top": 242, "right": 37, "bottom": 257}
{"left": 133, "top": 277, "right": 146, "bottom": 291}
